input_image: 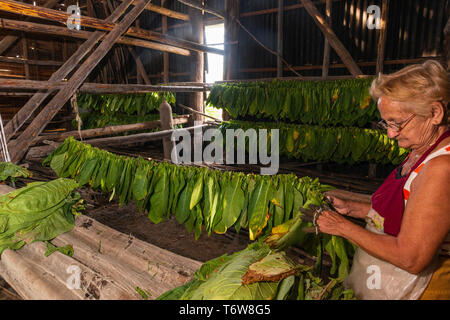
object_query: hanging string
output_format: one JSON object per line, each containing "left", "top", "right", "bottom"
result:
{"left": 0, "top": 113, "right": 11, "bottom": 163}
{"left": 71, "top": 92, "right": 83, "bottom": 141}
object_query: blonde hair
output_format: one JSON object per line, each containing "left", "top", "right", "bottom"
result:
{"left": 370, "top": 60, "right": 450, "bottom": 124}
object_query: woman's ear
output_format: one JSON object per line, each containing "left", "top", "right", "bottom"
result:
{"left": 429, "top": 102, "right": 445, "bottom": 125}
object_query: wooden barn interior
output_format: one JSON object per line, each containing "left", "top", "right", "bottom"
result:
{"left": 0, "top": 0, "right": 449, "bottom": 302}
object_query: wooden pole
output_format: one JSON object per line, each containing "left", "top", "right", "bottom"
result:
{"left": 9, "top": 0, "right": 151, "bottom": 163}
{"left": 128, "top": 47, "right": 151, "bottom": 84}
{"left": 188, "top": 6, "right": 204, "bottom": 124}
{"left": 2, "top": 0, "right": 135, "bottom": 143}
{"left": 322, "top": 0, "right": 331, "bottom": 78}
{"left": 445, "top": 17, "right": 450, "bottom": 72}
{"left": 300, "top": 0, "right": 363, "bottom": 76}
{"left": 114, "top": 0, "right": 190, "bottom": 20}
{"left": 159, "top": 100, "right": 176, "bottom": 160}
{"left": 0, "top": 80, "right": 211, "bottom": 92}
{"left": 29, "top": 116, "right": 189, "bottom": 145}
{"left": 0, "top": 0, "right": 223, "bottom": 55}
{"left": 21, "top": 33, "right": 30, "bottom": 80}
{"left": 277, "top": 0, "right": 284, "bottom": 78}
{"left": 222, "top": 0, "right": 239, "bottom": 121}
{"left": 376, "top": 0, "right": 389, "bottom": 75}
{"left": 0, "top": 0, "right": 58, "bottom": 56}
{"left": 177, "top": 0, "right": 225, "bottom": 19}
{"left": 26, "top": 124, "right": 213, "bottom": 158}
{"left": 162, "top": 0, "right": 169, "bottom": 83}
{"left": 0, "top": 18, "right": 191, "bottom": 56}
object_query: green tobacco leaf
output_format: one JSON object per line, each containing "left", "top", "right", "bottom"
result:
{"left": 242, "top": 251, "right": 297, "bottom": 285}
{"left": 275, "top": 275, "right": 296, "bottom": 300}
{"left": 44, "top": 241, "right": 74, "bottom": 257}
{"left": 148, "top": 165, "right": 169, "bottom": 224}
{"left": 214, "top": 174, "right": 245, "bottom": 234}
{"left": 248, "top": 177, "right": 273, "bottom": 240}
{"left": 188, "top": 242, "right": 271, "bottom": 300}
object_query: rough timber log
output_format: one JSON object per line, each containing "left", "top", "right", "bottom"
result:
{"left": 30, "top": 115, "right": 190, "bottom": 145}
{"left": 0, "top": 0, "right": 58, "bottom": 55}
{"left": 0, "top": 18, "right": 191, "bottom": 56}
{"left": 0, "top": 80, "right": 211, "bottom": 92}
{"left": 0, "top": 186, "right": 201, "bottom": 300}
{"left": 9, "top": 0, "right": 151, "bottom": 163}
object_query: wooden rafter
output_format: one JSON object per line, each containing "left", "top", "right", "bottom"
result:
{"left": 0, "top": 0, "right": 223, "bottom": 55}
{"left": 8, "top": 0, "right": 151, "bottom": 162}
{"left": 0, "top": 55, "right": 63, "bottom": 66}
{"left": 123, "top": 0, "right": 190, "bottom": 20}
{"left": 177, "top": 0, "right": 225, "bottom": 19}
{"left": 0, "top": 18, "right": 190, "bottom": 56}
{"left": 321, "top": 0, "right": 331, "bottom": 78}
{"left": 0, "top": 79, "right": 211, "bottom": 92}
{"left": 300, "top": 0, "right": 363, "bottom": 76}
{"left": 376, "top": 0, "right": 389, "bottom": 74}
{"left": 0, "top": 0, "right": 58, "bottom": 56}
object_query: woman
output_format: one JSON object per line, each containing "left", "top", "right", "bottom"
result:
{"left": 317, "top": 60, "right": 450, "bottom": 300}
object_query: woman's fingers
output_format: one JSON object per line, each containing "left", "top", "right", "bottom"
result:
{"left": 328, "top": 196, "right": 349, "bottom": 215}
{"left": 317, "top": 210, "right": 346, "bottom": 236}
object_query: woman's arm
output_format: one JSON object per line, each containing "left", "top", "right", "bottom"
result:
{"left": 318, "top": 156, "right": 450, "bottom": 274}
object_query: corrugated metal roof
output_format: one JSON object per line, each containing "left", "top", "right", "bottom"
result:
{"left": 133, "top": 0, "right": 448, "bottom": 82}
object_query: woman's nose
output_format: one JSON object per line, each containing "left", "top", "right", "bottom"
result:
{"left": 387, "top": 127, "right": 399, "bottom": 139}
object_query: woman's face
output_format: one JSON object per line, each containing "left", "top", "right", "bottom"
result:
{"left": 377, "top": 96, "right": 427, "bottom": 149}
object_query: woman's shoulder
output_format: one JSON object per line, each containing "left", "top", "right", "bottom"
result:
{"left": 421, "top": 154, "right": 450, "bottom": 180}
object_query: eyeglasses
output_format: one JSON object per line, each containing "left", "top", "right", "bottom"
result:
{"left": 377, "top": 114, "right": 416, "bottom": 132}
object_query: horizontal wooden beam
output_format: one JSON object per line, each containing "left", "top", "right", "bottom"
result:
{"left": 0, "top": 18, "right": 190, "bottom": 56}
{"left": 116, "top": 0, "right": 190, "bottom": 20}
{"left": 0, "top": 79, "right": 212, "bottom": 92}
{"left": 177, "top": 0, "right": 225, "bottom": 19}
{"left": 31, "top": 115, "right": 190, "bottom": 144}
{"left": 237, "top": 57, "right": 442, "bottom": 73}
{"left": 216, "top": 75, "right": 371, "bottom": 83}
{"left": 0, "top": 0, "right": 223, "bottom": 55}
{"left": 239, "top": 0, "right": 342, "bottom": 17}
{"left": 0, "top": 55, "right": 62, "bottom": 66}
{"left": 80, "top": 83, "right": 213, "bottom": 93}
{"left": 25, "top": 124, "right": 214, "bottom": 159}
{"left": 144, "top": 1, "right": 189, "bottom": 20}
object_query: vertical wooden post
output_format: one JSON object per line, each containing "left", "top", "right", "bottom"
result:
{"left": 162, "top": 0, "right": 169, "bottom": 83}
{"left": 223, "top": 0, "right": 238, "bottom": 121}
{"left": 443, "top": 18, "right": 450, "bottom": 72}
{"left": 322, "top": 0, "right": 332, "bottom": 78}
{"left": 376, "top": 0, "right": 389, "bottom": 75}
{"left": 188, "top": 6, "right": 204, "bottom": 123}
{"left": 21, "top": 33, "right": 30, "bottom": 79}
{"left": 159, "top": 100, "right": 176, "bottom": 161}
{"left": 277, "top": 0, "right": 284, "bottom": 78}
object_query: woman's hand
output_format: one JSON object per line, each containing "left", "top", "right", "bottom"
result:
{"left": 326, "top": 195, "right": 350, "bottom": 216}
{"left": 316, "top": 210, "right": 350, "bottom": 237}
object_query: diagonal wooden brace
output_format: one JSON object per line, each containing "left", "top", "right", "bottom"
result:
{"left": 300, "top": 0, "right": 363, "bottom": 77}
